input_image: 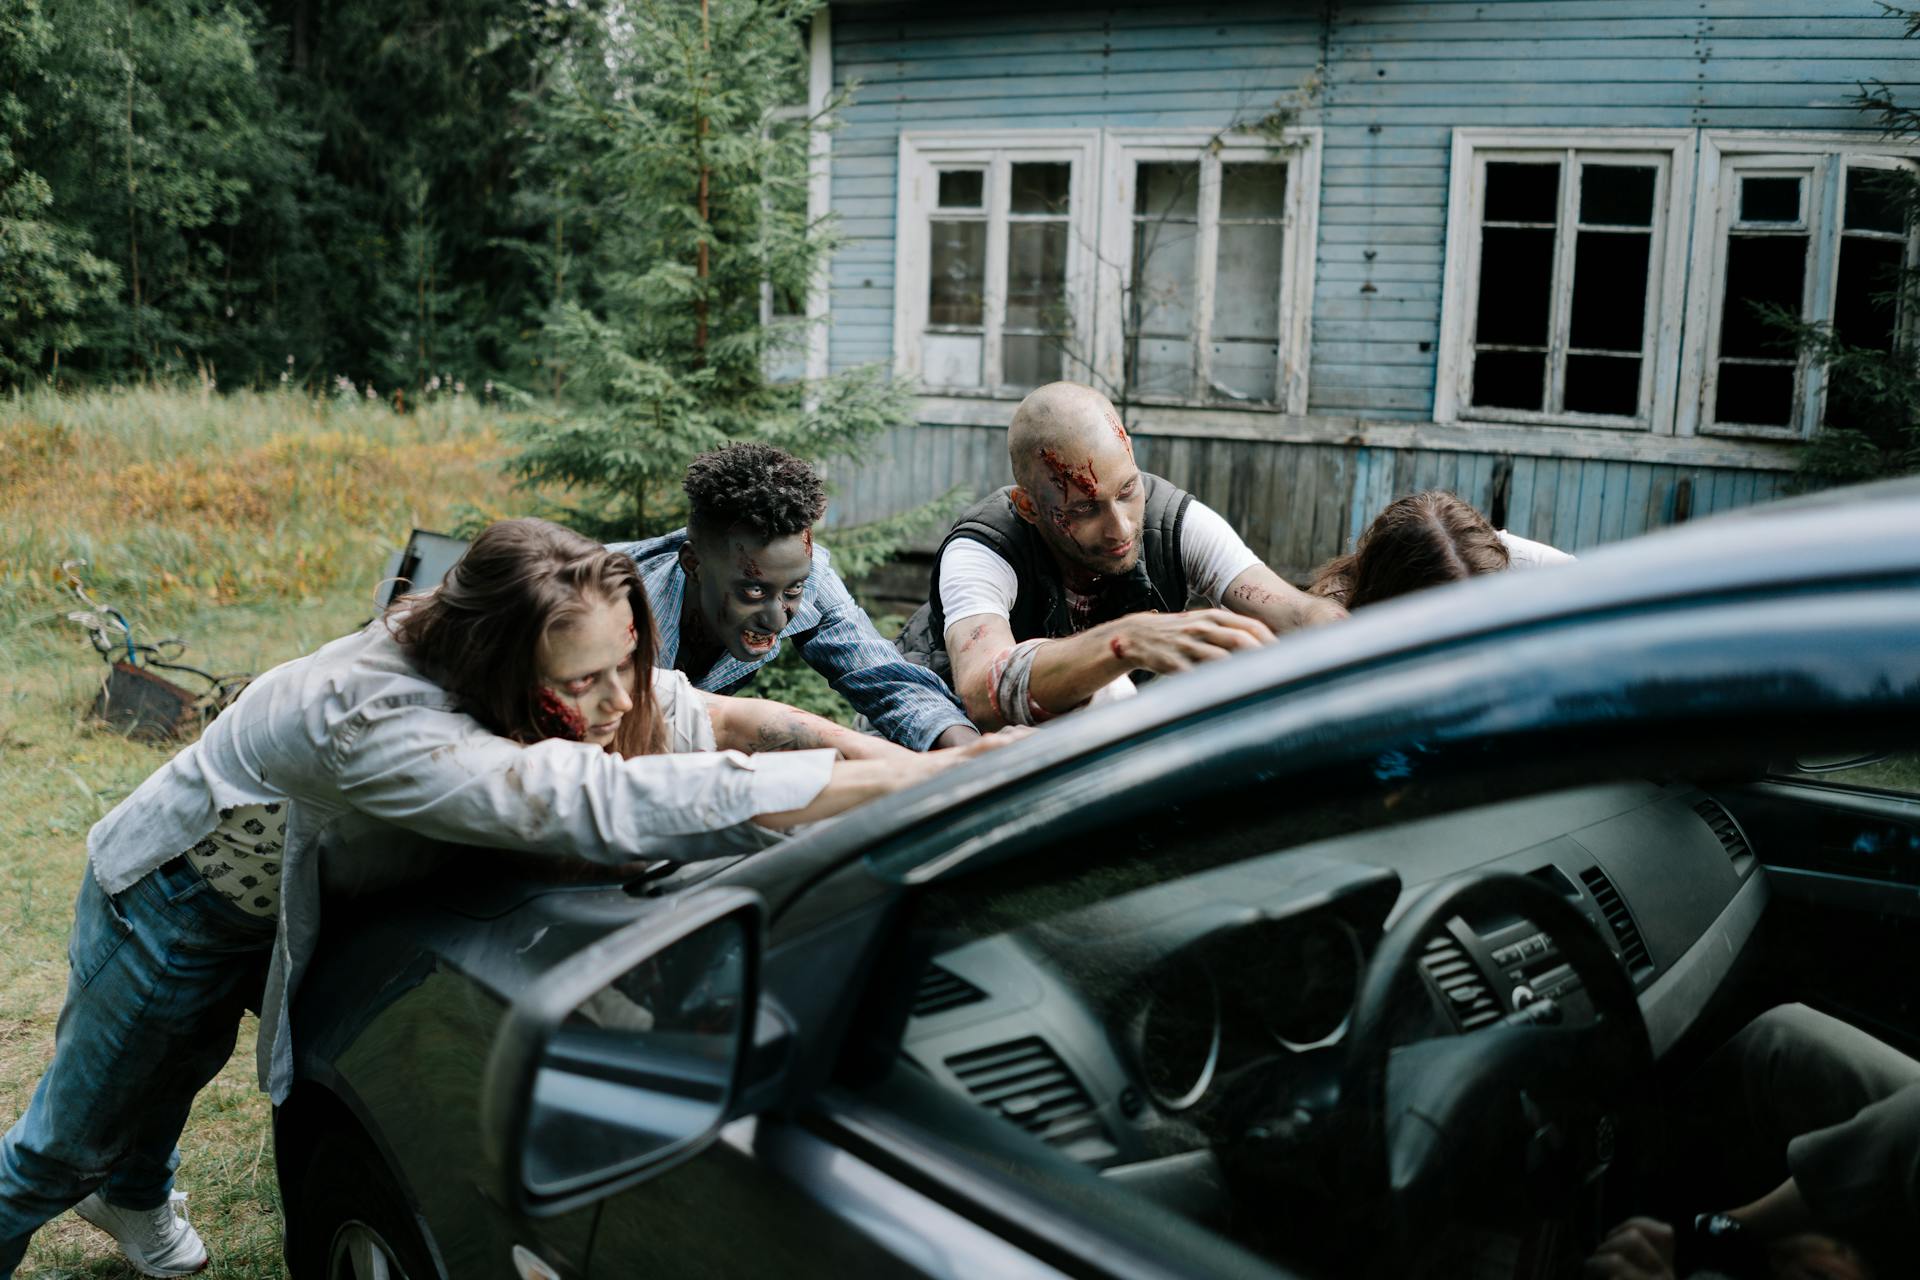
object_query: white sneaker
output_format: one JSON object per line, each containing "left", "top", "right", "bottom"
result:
{"left": 73, "top": 1189, "right": 210, "bottom": 1277}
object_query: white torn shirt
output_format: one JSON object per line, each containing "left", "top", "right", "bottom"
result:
{"left": 86, "top": 619, "right": 833, "bottom": 1103}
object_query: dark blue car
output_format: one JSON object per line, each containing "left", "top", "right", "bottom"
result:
{"left": 277, "top": 480, "right": 1920, "bottom": 1280}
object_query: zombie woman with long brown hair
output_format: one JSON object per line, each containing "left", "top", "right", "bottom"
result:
{"left": 1309, "top": 489, "right": 1574, "bottom": 610}
{"left": 0, "top": 518, "right": 1007, "bottom": 1278}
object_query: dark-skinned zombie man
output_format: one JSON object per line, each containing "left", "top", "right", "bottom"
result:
{"left": 610, "top": 443, "right": 980, "bottom": 753}
{"left": 898, "top": 381, "right": 1346, "bottom": 730}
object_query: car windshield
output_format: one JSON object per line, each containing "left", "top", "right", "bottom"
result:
{"left": 873, "top": 715, "right": 1919, "bottom": 1279}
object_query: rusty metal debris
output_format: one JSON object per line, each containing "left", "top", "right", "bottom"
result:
{"left": 61, "top": 561, "right": 253, "bottom": 743}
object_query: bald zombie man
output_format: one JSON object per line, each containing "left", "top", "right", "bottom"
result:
{"left": 897, "top": 381, "right": 1346, "bottom": 729}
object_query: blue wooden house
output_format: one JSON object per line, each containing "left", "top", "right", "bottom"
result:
{"left": 799, "top": 1, "right": 1920, "bottom": 581}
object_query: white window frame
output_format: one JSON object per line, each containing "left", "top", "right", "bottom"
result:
{"left": 1093, "top": 129, "right": 1321, "bottom": 415}
{"left": 893, "top": 131, "right": 1100, "bottom": 396}
{"left": 1679, "top": 132, "right": 1920, "bottom": 441}
{"left": 1435, "top": 128, "right": 1696, "bottom": 436}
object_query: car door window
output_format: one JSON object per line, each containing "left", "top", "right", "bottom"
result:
{"left": 1773, "top": 749, "right": 1920, "bottom": 799}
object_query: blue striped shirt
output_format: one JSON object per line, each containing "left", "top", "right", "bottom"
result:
{"left": 610, "top": 530, "right": 970, "bottom": 751}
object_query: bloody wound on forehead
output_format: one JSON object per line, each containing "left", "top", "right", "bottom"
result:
{"left": 1037, "top": 446, "right": 1100, "bottom": 500}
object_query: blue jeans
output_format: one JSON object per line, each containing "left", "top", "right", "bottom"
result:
{"left": 0, "top": 859, "right": 274, "bottom": 1277}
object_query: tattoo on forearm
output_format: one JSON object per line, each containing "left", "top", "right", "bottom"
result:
{"left": 750, "top": 712, "right": 852, "bottom": 754}
{"left": 1229, "top": 581, "right": 1285, "bottom": 609}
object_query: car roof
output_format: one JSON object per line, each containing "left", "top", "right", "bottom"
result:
{"left": 730, "top": 480, "right": 1920, "bottom": 908}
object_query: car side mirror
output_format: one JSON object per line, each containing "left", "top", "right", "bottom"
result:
{"left": 480, "top": 888, "right": 763, "bottom": 1217}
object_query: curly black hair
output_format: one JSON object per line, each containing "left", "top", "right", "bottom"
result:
{"left": 683, "top": 442, "right": 827, "bottom": 542}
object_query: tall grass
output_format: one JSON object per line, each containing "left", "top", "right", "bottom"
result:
{"left": 0, "top": 385, "right": 532, "bottom": 1278}
{"left": 1, "top": 385, "right": 528, "bottom": 631}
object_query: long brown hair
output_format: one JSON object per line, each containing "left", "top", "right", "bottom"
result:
{"left": 1309, "top": 490, "right": 1511, "bottom": 609}
{"left": 386, "top": 518, "right": 667, "bottom": 756}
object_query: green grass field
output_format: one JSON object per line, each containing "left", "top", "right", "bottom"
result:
{"left": 0, "top": 386, "right": 531, "bottom": 1277}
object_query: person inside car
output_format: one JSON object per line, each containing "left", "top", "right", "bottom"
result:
{"left": 1309, "top": 489, "right": 1574, "bottom": 610}
{"left": 896, "top": 380, "right": 1345, "bottom": 729}
{"left": 610, "top": 443, "right": 980, "bottom": 751}
{"left": 1588, "top": 1004, "right": 1920, "bottom": 1280}
{"left": 0, "top": 517, "right": 1013, "bottom": 1279}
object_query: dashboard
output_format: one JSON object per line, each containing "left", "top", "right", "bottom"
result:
{"left": 900, "top": 781, "right": 1765, "bottom": 1179}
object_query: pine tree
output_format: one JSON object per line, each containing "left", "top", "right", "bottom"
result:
{"left": 508, "top": 0, "right": 916, "bottom": 541}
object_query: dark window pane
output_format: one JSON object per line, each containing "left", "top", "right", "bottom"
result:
{"left": 1136, "top": 162, "right": 1200, "bottom": 220}
{"left": 1005, "top": 221, "right": 1068, "bottom": 329}
{"left": 1714, "top": 362, "right": 1796, "bottom": 426}
{"left": 1833, "top": 235, "right": 1904, "bottom": 352}
{"left": 1011, "top": 163, "right": 1071, "bottom": 215}
{"left": 1484, "top": 162, "right": 1560, "bottom": 223}
{"left": 1564, "top": 354, "right": 1642, "bottom": 416}
{"left": 928, "top": 220, "right": 986, "bottom": 326}
{"left": 1471, "top": 350, "right": 1546, "bottom": 411}
{"left": 1845, "top": 167, "right": 1908, "bottom": 235}
{"left": 938, "top": 170, "right": 984, "bottom": 210}
{"left": 1719, "top": 234, "right": 1807, "bottom": 359}
{"left": 1220, "top": 163, "right": 1288, "bottom": 220}
{"left": 1003, "top": 333, "right": 1061, "bottom": 390}
{"left": 1579, "top": 165, "right": 1656, "bottom": 227}
{"left": 1740, "top": 177, "right": 1803, "bottom": 224}
{"left": 1474, "top": 226, "right": 1556, "bottom": 346}
{"left": 1568, "top": 231, "right": 1651, "bottom": 352}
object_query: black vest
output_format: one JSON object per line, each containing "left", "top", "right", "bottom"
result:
{"left": 896, "top": 472, "right": 1193, "bottom": 687}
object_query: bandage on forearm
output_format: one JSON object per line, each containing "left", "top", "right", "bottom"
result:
{"left": 987, "top": 638, "right": 1055, "bottom": 727}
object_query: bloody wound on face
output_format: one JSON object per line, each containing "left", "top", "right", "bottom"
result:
{"left": 532, "top": 686, "right": 588, "bottom": 741}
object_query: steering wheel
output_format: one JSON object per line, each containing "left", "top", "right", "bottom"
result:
{"left": 1338, "top": 870, "right": 1652, "bottom": 1260}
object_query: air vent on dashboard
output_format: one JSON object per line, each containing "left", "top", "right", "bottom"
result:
{"left": 1579, "top": 866, "right": 1654, "bottom": 977}
{"left": 1693, "top": 798, "right": 1754, "bottom": 870}
{"left": 946, "top": 1037, "right": 1117, "bottom": 1164}
{"left": 913, "top": 963, "right": 987, "bottom": 1018}
{"left": 1421, "top": 935, "right": 1503, "bottom": 1030}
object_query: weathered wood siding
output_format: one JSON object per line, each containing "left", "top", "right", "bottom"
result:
{"left": 822, "top": 0, "right": 1907, "bottom": 573}
{"left": 827, "top": 425, "right": 1791, "bottom": 579}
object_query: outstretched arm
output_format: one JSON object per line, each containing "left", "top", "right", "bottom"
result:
{"left": 753, "top": 729, "right": 1024, "bottom": 828}
{"left": 1220, "top": 564, "right": 1347, "bottom": 633}
{"left": 703, "top": 692, "right": 909, "bottom": 762}
{"left": 947, "top": 609, "right": 1272, "bottom": 730}
{"left": 793, "top": 556, "right": 974, "bottom": 750}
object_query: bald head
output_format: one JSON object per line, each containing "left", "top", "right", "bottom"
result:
{"left": 1008, "top": 381, "right": 1132, "bottom": 491}
{"left": 1006, "top": 381, "right": 1146, "bottom": 575}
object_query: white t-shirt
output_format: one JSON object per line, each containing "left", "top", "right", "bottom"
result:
{"left": 1497, "top": 530, "right": 1576, "bottom": 569}
{"left": 938, "top": 497, "right": 1261, "bottom": 633}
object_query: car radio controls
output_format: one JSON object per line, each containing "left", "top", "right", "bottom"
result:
{"left": 1493, "top": 932, "right": 1559, "bottom": 968}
